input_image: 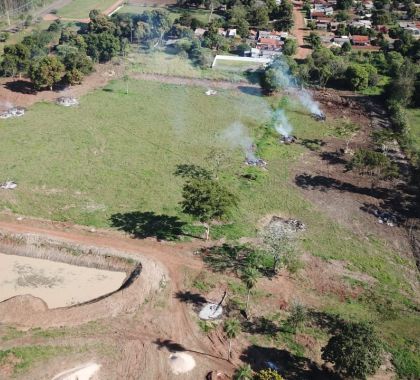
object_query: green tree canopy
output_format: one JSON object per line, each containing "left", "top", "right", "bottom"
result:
{"left": 321, "top": 321, "right": 383, "bottom": 379}
{"left": 180, "top": 178, "right": 237, "bottom": 239}
{"left": 28, "top": 55, "right": 65, "bottom": 90}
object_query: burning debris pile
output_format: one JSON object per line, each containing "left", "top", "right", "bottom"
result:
{"left": 0, "top": 107, "right": 25, "bottom": 119}
{"left": 56, "top": 97, "right": 79, "bottom": 107}
{"left": 312, "top": 112, "right": 326, "bottom": 121}
{"left": 245, "top": 157, "right": 267, "bottom": 168}
{"left": 280, "top": 135, "right": 297, "bottom": 144}
{"left": 220, "top": 122, "right": 268, "bottom": 169}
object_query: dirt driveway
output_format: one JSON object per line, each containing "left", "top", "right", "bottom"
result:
{"left": 292, "top": 1, "right": 312, "bottom": 59}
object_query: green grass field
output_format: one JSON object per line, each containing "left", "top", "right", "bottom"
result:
{"left": 407, "top": 107, "right": 420, "bottom": 151}
{"left": 128, "top": 50, "right": 244, "bottom": 81}
{"left": 0, "top": 78, "right": 418, "bottom": 370}
{"left": 116, "top": 4, "right": 223, "bottom": 25}
{"left": 57, "top": 0, "right": 117, "bottom": 19}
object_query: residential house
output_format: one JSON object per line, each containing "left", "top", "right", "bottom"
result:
{"left": 324, "top": 7, "right": 334, "bottom": 15}
{"left": 334, "top": 36, "right": 350, "bottom": 46}
{"left": 257, "top": 38, "right": 283, "bottom": 50}
{"left": 351, "top": 35, "right": 370, "bottom": 45}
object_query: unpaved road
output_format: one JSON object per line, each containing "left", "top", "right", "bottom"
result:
{"left": 292, "top": 1, "right": 312, "bottom": 59}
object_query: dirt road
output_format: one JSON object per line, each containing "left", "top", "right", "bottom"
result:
{"left": 292, "top": 1, "right": 312, "bottom": 59}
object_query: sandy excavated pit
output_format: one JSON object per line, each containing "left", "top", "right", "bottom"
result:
{"left": 0, "top": 253, "right": 126, "bottom": 308}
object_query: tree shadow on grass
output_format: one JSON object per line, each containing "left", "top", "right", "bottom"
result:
{"left": 175, "top": 291, "right": 207, "bottom": 307}
{"left": 241, "top": 316, "right": 279, "bottom": 336}
{"left": 110, "top": 211, "right": 188, "bottom": 241}
{"left": 295, "top": 173, "right": 396, "bottom": 199}
{"left": 240, "top": 345, "right": 341, "bottom": 380}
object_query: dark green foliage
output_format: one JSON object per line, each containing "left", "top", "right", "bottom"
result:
{"left": 85, "top": 32, "right": 120, "bottom": 62}
{"left": 198, "top": 244, "right": 275, "bottom": 276}
{"left": 304, "top": 32, "right": 321, "bottom": 49}
{"left": 174, "top": 164, "right": 212, "bottom": 180}
{"left": 181, "top": 178, "right": 237, "bottom": 224}
{"left": 348, "top": 148, "right": 399, "bottom": 179}
{"left": 345, "top": 63, "right": 369, "bottom": 90}
{"left": 272, "top": 0, "right": 294, "bottom": 32}
{"left": 282, "top": 39, "right": 297, "bottom": 56}
{"left": 321, "top": 321, "right": 383, "bottom": 379}
{"left": 28, "top": 56, "right": 65, "bottom": 90}
{"left": 1, "top": 43, "right": 30, "bottom": 77}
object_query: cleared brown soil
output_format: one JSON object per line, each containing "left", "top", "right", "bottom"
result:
{"left": 292, "top": 1, "right": 312, "bottom": 60}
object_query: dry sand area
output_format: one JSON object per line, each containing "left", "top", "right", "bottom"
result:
{"left": 52, "top": 362, "right": 100, "bottom": 380}
{"left": 0, "top": 253, "right": 126, "bottom": 308}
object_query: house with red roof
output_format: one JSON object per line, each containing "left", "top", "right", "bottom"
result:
{"left": 351, "top": 35, "right": 370, "bottom": 46}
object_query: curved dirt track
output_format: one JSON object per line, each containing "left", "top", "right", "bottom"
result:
{"left": 0, "top": 217, "right": 233, "bottom": 379}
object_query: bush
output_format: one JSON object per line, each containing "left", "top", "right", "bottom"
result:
{"left": 255, "top": 369, "right": 284, "bottom": 380}
{"left": 0, "top": 31, "right": 10, "bottom": 42}
{"left": 322, "top": 321, "right": 383, "bottom": 379}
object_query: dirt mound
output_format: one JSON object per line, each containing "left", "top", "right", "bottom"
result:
{"left": 168, "top": 352, "right": 196, "bottom": 375}
{"left": 0, "top": 294, "right": 48, "bottom": 317}
{"left": 52, "top": 362, "right": 100, "bottom": 380}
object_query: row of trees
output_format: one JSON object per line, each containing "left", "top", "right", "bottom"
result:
{"left": 176, "top": 0, "right": 294, "bottom": 32}
{"left": 0, "top": 10, "right": 127, "bottom": 89}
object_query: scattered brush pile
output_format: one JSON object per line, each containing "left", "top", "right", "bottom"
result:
{"left": 265, "top": 216, "right": 306, "bottom": 240}
{"left": 0, "top": 107, "right": 25, "bottom": 119}
{"left": 56, "top": 97, "right": 79, "bottom": 107}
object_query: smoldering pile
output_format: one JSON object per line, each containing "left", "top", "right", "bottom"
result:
{"left": 245, "top": 156, "right": 267, "bottom": 168}
{"left": 56, "top": 97, "right": 79, "bottom": 107}
{"left": 312, "top": 112, "right": 326, "bottom": 122}
{"left": 220, "top": 122, "right": 268, "bottom": 169}
{"left": 0, "top": 107, "right": 25, "bottom": 119}
{"left": 280, "top": 135, "right": 297, "bottom": 144}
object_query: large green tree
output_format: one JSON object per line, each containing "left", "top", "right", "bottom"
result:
{"left": 322, "top": 321, "right": 383, "bottom": 379}
{"left": 272, "top": 0, "right": 294, "bottom": 32}
{"left": 1, "top": 43, "right": 30, "bottom": 77}
{"left": 180, "top": 178, "right": 237, "bottom": 240}
{"left": 28, "top": 56, "right": 65, "bottom": 90}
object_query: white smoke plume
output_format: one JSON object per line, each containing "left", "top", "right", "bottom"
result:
{"left": 272, "top": 109, "right": 292, "bottom": 137}
{"left": 220, "top": 122, "right": 256, "bottom": 160}
{"left": 270, "top": 56, "right": 322, "bottom": 116}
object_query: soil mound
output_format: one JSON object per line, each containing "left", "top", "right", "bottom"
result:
{"left": 0, "top": 294, "right": 48, "bottom": 318}
{"left": 52, "top": 362, "right": 100, "bottom": 380}
{"left": 168, "top": 352, "right": 196, "bottom": 375}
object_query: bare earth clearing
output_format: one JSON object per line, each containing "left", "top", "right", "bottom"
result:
{"left": 0, "top": 213, "right": 399, "bottom": 379}
{"left": 0, "top": 253, "right": 126, "bottom": 308}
